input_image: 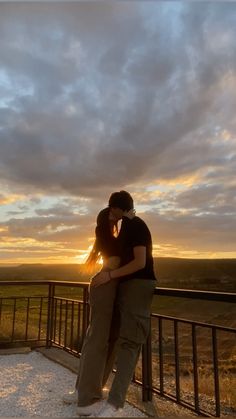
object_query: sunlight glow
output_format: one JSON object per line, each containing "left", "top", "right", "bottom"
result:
{"left": 0, "top": 194, "right": 24, "bottom": 205}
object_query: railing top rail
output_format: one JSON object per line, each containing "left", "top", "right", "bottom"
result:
{"left": 152, "top": 312, "right": 236, "bottom": 333}
{"left": 54, "top": 296, "right": 84, "bottom": 303}
{"left": 50, "top": 280, "right": 90, "bottom": 287}
{"left": 155, "top": 287, "right": 236, "bottom": 303}
{"left": 1, "top": 280, "right": 236, "bottom": 303}
{"left": 0, "top": 280, "right": 90, "bottom": 287}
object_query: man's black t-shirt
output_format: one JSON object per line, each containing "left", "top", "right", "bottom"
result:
{"left": 118, "top": 216, "right": 157, "bottom": 281}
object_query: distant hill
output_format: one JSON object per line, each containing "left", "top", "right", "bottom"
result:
{"left": 154, "top": 257, "right": 236, "bottom": 291}
{"left": 0, "top": 263, "right": 87, "bottom": 282}
{"left": 0, "top": 258, "right": 235, "bottom": 292}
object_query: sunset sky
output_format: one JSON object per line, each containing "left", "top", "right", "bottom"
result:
{"left": 0, "top": 1, "right": 236, "bottom": 265}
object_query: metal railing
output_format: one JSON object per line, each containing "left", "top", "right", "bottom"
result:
{"left": 0, "top": 280, "right": 235, "bottom": 417}
{"left": 0, "top": 281, "right": 89, "bottom": 350}
{"left": 142, "top": 288, "right": 236, "bottom": 417}
{"left": 46, "top": 282, "right": 89, "bottom": 352}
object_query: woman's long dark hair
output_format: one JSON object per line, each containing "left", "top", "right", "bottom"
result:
{"left": 85, "top": 207, "right": 115, "bottom": 270}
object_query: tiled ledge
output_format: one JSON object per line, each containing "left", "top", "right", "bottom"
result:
{"left": 0, "top": 346, "right": 31, "bottom": 355}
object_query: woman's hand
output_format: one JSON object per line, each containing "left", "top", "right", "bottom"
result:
{"left": 90, "top": 271, "right": 111, "bottom": 288}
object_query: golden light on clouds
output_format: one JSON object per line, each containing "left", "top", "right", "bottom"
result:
{"left": 0, "top": 227, "right": 8, "bottom": 233}
{"left": 221, "top": 129, "right": 236, "bottom": 143}
{"left": 0, "top": 2, "right": 236, "bottom": 264}
{"left": 0, "top": 194, "right": 24, "bottom": 205}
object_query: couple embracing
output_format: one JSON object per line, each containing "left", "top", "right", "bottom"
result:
{"left": 64, "top": 190, "right": 157, "bottom": 417}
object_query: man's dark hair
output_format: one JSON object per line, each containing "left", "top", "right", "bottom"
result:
{"left": 108, "top": 190, "right": 134, "bottom": 211}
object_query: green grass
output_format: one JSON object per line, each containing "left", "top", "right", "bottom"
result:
{"left": 152, "top": 295, "right": 236, "bottom": 326}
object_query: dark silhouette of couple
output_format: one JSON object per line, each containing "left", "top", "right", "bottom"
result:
{"left": 63, "top": 190, "right": 157, "bottom": 417}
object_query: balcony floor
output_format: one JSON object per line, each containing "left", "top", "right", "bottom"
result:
{"left": 0, "top": 349, "right": 146, "bottom": 417}
{"left": 0, "top": 347, "right": 198, "bottom": 418}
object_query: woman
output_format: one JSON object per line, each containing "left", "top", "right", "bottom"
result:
{"left": 63, "top": 206, "right": 123, "bottom": 414}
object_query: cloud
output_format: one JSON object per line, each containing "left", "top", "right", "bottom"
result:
{"left": 143, "top": 210, "right": 236, "bottom": 254}
{"left": 0, "top": 2, "right": 235, "bottom": 193}
{"left": 0, "top": 2, "right": 236, "bottom": 260}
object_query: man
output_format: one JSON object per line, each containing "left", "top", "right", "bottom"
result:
{"left": 64, "top": 191, "right": 157, "bottom": 417}
{"left": 93, "top": 191, "right": 157, "bottom": 417}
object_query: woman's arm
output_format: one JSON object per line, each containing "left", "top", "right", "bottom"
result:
{"left": 91, "top": 246, "right": 146, "bottom": 287}
{"left": 110, "top": 246, "right": 146, "bottom": 278}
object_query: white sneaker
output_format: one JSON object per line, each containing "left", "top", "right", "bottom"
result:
{"left": 63, "top": 388, "right": 109, "bottom": 405}
{"left": 98, "top": 402, "right": 123, "bottom": 417}
{"left": 77, "top": 399, "right": 105, "bottom": 416}
{"left": 63, "top": 389, "right": 78, "bottom": 404}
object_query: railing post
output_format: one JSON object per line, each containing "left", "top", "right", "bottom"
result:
{"left": 142, "top": 322, "right": 153, "bottom": 402}
{"left": 174, "top": 320, "right": 180, "bottom": 403}
{"left": 82, "top": 286, "right": 89, "bottom": 341}
{"left": 11, "top": 299, "right": 17, "bottom": 342}
{"left": 212, "top": 328, "right": 220, "bottom": 417}
{"left": 159, "top": 317, "right": 164, "bottom": 395}
{"left": 46, "top": 283, "right": 55, "bottom": 348}
{"left": 146, "top": 327, "right": 153, "bottom": 401}
{"left": 142, "top": 343, "right": 148, "bottom": 402}
{"left": 192, "top": 324, "right": 200, "bottom": 413}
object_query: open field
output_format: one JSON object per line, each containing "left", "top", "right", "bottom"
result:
{"left": 1, "top": 257, "right": 235, "bottom": 329}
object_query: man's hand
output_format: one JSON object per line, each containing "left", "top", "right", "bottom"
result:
{"left": 90, "top": 271, "right": 111, "bottom": 288}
